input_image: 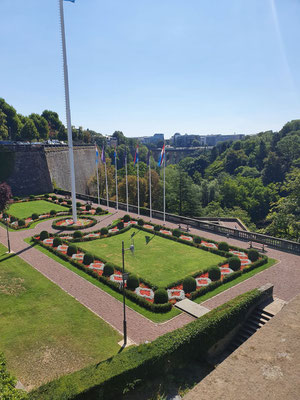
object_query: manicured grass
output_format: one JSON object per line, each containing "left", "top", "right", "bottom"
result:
{"left": 7, "top": 200, "right": 68, "bottom": 219}
{"left": 25, "top": 238, "right": 181, "bottom": 323}
{"left": 78, "top": 229, "right": 226, "bottom": 287}
{"left": 0, "top": 243, "right": 121, "bottom": 390}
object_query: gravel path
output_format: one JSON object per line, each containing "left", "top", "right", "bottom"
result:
{"left": 0, "top": 202, "right": 299, "bottom": 344}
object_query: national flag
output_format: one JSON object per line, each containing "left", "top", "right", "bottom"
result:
{"left": 95, "top": 144, "right": 99, "bottom": 164}
{"left": 134, "top": 145, "right": 139, "bottom": 166}
{"left": 147, "top": 150, "right": 151, "bottom": 167}
{"left": 101, "top": 147, "right": 106, "bottom": 163}
{"left": 157, "top": 144, "right": 165, "bottom": 167}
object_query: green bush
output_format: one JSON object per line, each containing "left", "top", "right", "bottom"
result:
{"left": 123, "top": 214, "right": 130, "bottom": 222}
{"left": 137, "top": 218, "right": 144, "bottom": 226}
{"left": 52, "top": 195, "right": 57, "bottom": 200}
{"left": 67, "top": 245, "right": 77, "bottom": 257}
{"left": 58, "top": 198, "right": 63, "bottom": 203}
{"left": 10, "top": 215, "right": 17, "bottom": 222}
{"left": 154, "top": 225, "right": 160, "bottom": 232}
{"left": 228, "top": 256, "right": 241, "bottom": 271}
{"left": 13, "top": 196, "right": 20, "bottom": 200}
{"left": 101, "top": 227, "right": 109, "bottom": 235}
{"left": 103, "top": 263, "right": 114, "bottom": 277}
{"left": 209, "top": 266, "right": 221, "bottom": 281}
{"left": 193, "top": 236, "right": 201, "bottom": 244}
{"left": 172, "top": 229, "right": 181, "bottom": 238}
{"left": 18, "top": 219, "right": 25, "bottom": 227}
{"left": 117, "top": 221, "right": 124, "bottom": 230}
{"left": 67, "top": 200, "right": 72, "bottom": 205}
{"left": 248, "top": 249, "right": 259, "bottom": 262}
{"left": 31, "top": 213, "right": 39, "bottom": 220}
{"left": 39, "top": 231, "right": 49, "bottom": 241}
{"left": 50, "top": 210, "right": 56, "bottom": 216}
{"left": 218, "top": 241, "right": 229, "bottom": 252}
{"left": 53, "top": 237, "right": 62, "bottom": 247}
{"left": 44, "top": 194, "right": 49, "bottom": 198}
{"left": 73, "top": 230, "right": 83, "bottom": 239}
{"left": 0, "top": 352, "right": 28, "bottom": 400}
{"left": 83, "top": 253, "right": 94, "bottom": 266}
{"left": 96, "top": 207, "right": 103, "bottom": 214}
{"left": 154, "top": 288, "right": 169, "bottom": 304}
{"left": 183, "top": 276, "right": 197, "bottom": 293}
{"left": 29, "top": 194, "right": 35, "bottom": 200}
{"left": 126, "top": 274, "right": 139, "bottom": 290}
{"left": 76, "top": 202, "right": 82, "bottom": 208}
{"left": 86, "top": 204, "right": 91, "bottom": 211}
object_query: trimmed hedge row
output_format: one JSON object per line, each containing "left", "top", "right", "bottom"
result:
{"left": 28, "top": 289, "right": 264, "bottom": 400}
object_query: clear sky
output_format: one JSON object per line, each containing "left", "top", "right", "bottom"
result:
{"left": 1, "top": 0, "right": 300, "bottom": 138}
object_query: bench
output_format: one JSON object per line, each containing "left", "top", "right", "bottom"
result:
{"left": 249, "top": 241, "right": 267, "bottom": 252}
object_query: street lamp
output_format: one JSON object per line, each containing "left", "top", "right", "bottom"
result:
{"left": 121, "top": 240, "right": 134, "bottom": 347}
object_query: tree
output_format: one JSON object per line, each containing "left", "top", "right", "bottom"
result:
{"left": 20, "top": 119, "right": 38, "bottom": 142}
{"left": 29, "top": 113, "right": 49, "bottom": 140}
{"left": 0, "top": 98, "right": 22, "bottom": 140}
{"left": 41, "top": 110, "right": 62, "bottom": 135}
{"left": 0, "top": 110, "right": 8, "bottom": 139}
{"left": 262, "top": 152, "right": 284, "bottom": 185}
{"left": 0, "top": 182, "right": 12, "bottom": 211}
{"left": 112, "top": 131, "right": 126, "bottom": 145}
{"left": 224, "top": 149, "right": 248, "bottom": 174}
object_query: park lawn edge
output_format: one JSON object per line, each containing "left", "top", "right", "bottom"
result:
{"left": 24, "top": 238, "right": 181, "bottom": 323}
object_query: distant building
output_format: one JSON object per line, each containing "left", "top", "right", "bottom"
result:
{"left": 171, "top": 133, "right": 245, "bottom": 147}
{"left": 134, "top": 133, "right": 165, "bottom": 145}
{"left": 105, "top": 136, "right": 118, "bottom": 147}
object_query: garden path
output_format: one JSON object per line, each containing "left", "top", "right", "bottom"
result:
{"left": 0, "top": 202, "right": 299, "bottom": 344}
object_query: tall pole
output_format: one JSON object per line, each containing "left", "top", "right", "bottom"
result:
{"left": 137, "top": 160, "right": 140, "bottom": 216}
{"left": 115, "top": 150, "right": 118, "bottom": 210}
{"left": 149, "top": 159, "right": 152, "bottom": 220}
{"left": 104, "top": 161, "right": 109, "bottom": 208}
{"left": 122, "top": 241, "right": 127, "bottom": 347}
{"left": 96, "top": 164, "right": 100, "bottom": 205}
{"left": 59, "top": 0, "right": 77, "bottom": 223}
{"left": 125, "top": 151, "right": 129, "bottom": 213}
{"left": 163, "top": 148, "right": 166, "bottom": 223}
{"left": 6, "top": 216, "right": 11, "bottom": 253}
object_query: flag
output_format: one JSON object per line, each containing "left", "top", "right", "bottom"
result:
{"left": 147, "top": 150, "right": 151, "bottom": 167}
{"left": 101, "top": 147, "right": 106, "bottom": 163}
{"left": 157, "top": 144, "right": 165, "bottom": 167}
{"left": 134, "top": 145, "right": 139, "bottom": 166}
{"left": 95, "top": 144, "right": 99, "bottom": 164}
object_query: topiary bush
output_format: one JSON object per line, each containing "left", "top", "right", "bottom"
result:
{"left": 172, "top": 229, "right": 181, "bottom": 238}
{"left": 154, "top": 225, "right": 160, "bottom": 232}
{"left": 126, "top": 274, "right": 139, "bottom": 290}
{"left": 40, "top": 230, "right": 49, "bottom": 241}
{"left": 52, "top": 195, "right": 57, "bottom": 200}
{"left": 18, "top": 219, "right": 25, "bottom": 227}
{"left": 101, "top": 227, "right": 109, "bottom": 235}
{"left": 117, "top": 221, "right": 124, "bottom": 230}
{"left": 96, "top": 207, "right": 103, "bottom": 214}
{"left": 76, "top": 202, "right": 82, "bottom": 208}
{"left": 10, "top": 215, "right": 17, "bottom": 222}
{"left": 137, "top": 219, "right": 144, "bottom": 226}
{"left": 123, "top": 214, "right": 130, "bottom": 223}
{"left": 228, "top": 256, "right": 241, "bottom": 271}
{"left": 209, "top": 266, "right": 221, "bottom": 281}
{"left": 248, "top": 249, "right": 259, "bottom": 262}
{"left": 154, "top": 288, "right": 169, "bottom": 304}
{"left": 193, "top": 236, "right": 201, "bottom": 244}
{"left": 50, "top": 210, "right": 56, "bottom": 216}
{"left": 58, "top": 198, "right": 63, "bottom": 203}
{"left": 86, "top": 204, "right": 91, "bottom": 211}
{"left": 67, "top": 245, "right": 77, "bottom": 257}
{"left": 103, "top": 263, "right": 114, "bottom": 277}
{"left": 183, "top": 276, "right": 197, "bottom": 293}
{"left": 83, "top": 253, "right": 94, "bottom": 266}
{"left": 31, "top": 213, "right": 39, "bottom": 220}
{"left": 67, "top": 200, "right": 72, "bottom": 205}
{"left": 53, "top": 237, "right": 62, "bottom": 247}
{"left": 44, "top": 194, "right": 49, "bottom": 198}
{"left": 73, "top": 230, "right": 83, "bottom": 239}
{"left": 218, "top": 242, "right": 229, "bottom": 252}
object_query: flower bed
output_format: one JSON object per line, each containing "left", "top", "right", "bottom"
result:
{"left": 52, "top": 216, "right": 97, "bottom": 230}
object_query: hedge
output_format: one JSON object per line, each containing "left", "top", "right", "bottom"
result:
{"left": 28, "top": 289, "right": 263, "bottom": 400}
{"left": 0, "top": 352, "right": 28, "bottom": 399}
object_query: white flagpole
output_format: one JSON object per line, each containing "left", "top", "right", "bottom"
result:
{"left": 96, "top": 161, "right": 100, "bottom": 205}
{"left": 125, "top": 151, "right": 129, "bottom": 213}
{"left": 163, "top": 147, "right": 166, "bottom": 224}
{"left": 137, "top": 159, "right": 140, "bottom": 216}
{"left": 59, "top": 0, "right": 77, "bottom": 223}
{"left": 149, "top": 157, "right": 152, "bottom": 220}
{"left": 105, "top": 161, "right": 109, "bottom": 208}
{"left": 115, "top": 150, "right": 118, "bottom": 210}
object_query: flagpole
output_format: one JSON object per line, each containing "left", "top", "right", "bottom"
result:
{"left": 96, "top": 158, "right": 100, "bottom": 206}
{"left": 125, "top": 150, "right": 129, "bottom": 213}
{"left": 115, "top": 149, "right": 118, "bottom": 210}
{"left": 59, "top": 0, "right": 77, "bottom": 223}
{"left": 163, "top": 146, "right": 166, "bottom": 224}
{"left": 137, "top": 160, "right": 140, "bottom": 216}
{"left": 105, "top": 161, "right": 109, "bottom": 209}
{"left": 149, "top": 156, "right": 152, "bottom": 220}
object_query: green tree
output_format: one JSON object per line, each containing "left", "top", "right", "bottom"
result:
{"left": 20, "top": 118, "right": 38, "bottom": 142}
{"left": 0, "top": 110, "right": 8, "bottom": 139}
{"left": 29, "top": 113, "right": 49, "bottom": 140}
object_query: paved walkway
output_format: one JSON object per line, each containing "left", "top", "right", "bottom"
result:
{"left": 0, "top": 203, "right": 299, "bottom": 344}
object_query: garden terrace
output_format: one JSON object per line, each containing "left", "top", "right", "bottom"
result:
{"left": 7, "top": 199, "right": 68, "bottom": 219}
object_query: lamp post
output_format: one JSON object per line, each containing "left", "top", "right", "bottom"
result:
{"left": 121, "top": 240, "right": 134, "bottom": 347}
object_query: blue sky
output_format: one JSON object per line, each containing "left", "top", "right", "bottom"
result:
{"left": 1, "top": 0, "right": 300, "bottom": 138}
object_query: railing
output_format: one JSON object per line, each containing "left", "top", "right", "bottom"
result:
{"left": 54, "top": 189, "right": 300, "bottom": 255}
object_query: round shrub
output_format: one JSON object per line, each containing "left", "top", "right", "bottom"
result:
{"left": 103, "top": 263, "right": 114, "bottom": 277}
{"left": 18, "top": 219, "right": 25, "bottom": 227}
{"left": 44, "top": 194, "right": 49, "bottom": 198}
{"left": 73, "top": 230, "right": 83, "bottom": 239}
{"left": 154, "top": 225, "right": 160, "bottom": 232}
{"left": 154, "top": 289, "right": 169, "bottom": 304}
{"left": 83, "top": 253, "right": 94, "bottom": 266}
{"left": 248, "top": 249, "right": 259, "bottom": 262}
{"left": 2, "top": 212, "right": 8, "bottom": 219}
{"left": 183, "top": 277, "right": 197, "bottom": 293}
{"left": 52, "top": 195, "right": 57, "bottom": 200}
{"left": 40, "top": 231, "right": 49, "bottom": 241}
{"left": 101, "top": 227, "right": 109, "bottom": 235}
{"left": 218, "top": 241, "right": 229, "bottom": 252}
{"left": 137, "top": 219, "right": 144, "bottom": 226}
{"left": 86, "top": 204, "right": 91, "bottom": 211}
{"left": 209, "top": 266, "right": 221, "bottom": 281}
{"left": 172, "top": 229, "right": 181, "bottom": 238}
{"left": 29, "top": 195, "right": 35, "bottom": 200}
{"left": 123, "top": 214, "right": 130, "bottom": 223}
{"left": 10, "top": 215, "right": 17, "bottom": 222}
{"left": 53, "top": 237, "right": 62, "bottom": 247}
{"left": 67, "top": 200, "right": 72, "bottom": 205}
{"left": 67, "top": 245, "right": 77, "bottom": 257}
{"left": 58, "top": 198, "right": 63, "bottom": 203}
{"left": 126, "top": 274, "right": 139, "bottom": 290}
{"left": 76, "top": 202, "right": 82, "bottom": 208}
{"left": 193, "top": 236, "right": 201, "bottom": 244}
{"left": 50, "top": 210, "right": 57, "bottom": 216}
{"left": 117, "top": 221, "right": 124, "bottom": 230}
{"left": 228, "top": 256, "right": 241, "bottom": 271}
{"left": 31, "top": 213, "right": 39, "bottom": 220}
{"left": 96, "top": 207, "right": 103, "bottom": 214}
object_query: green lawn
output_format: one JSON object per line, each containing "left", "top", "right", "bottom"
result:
{"left": 7, "top": 200, "right": 68, "bottom": 219}
{"left": 78, "top": 229, "right": 226, "bottom": 287}
{"left": 0, "top": 243, "right": 121, "bottom": 390}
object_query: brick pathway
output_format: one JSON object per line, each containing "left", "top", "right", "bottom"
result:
{"left": 0, "top": 203, "right": 299, "bottom": 345}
